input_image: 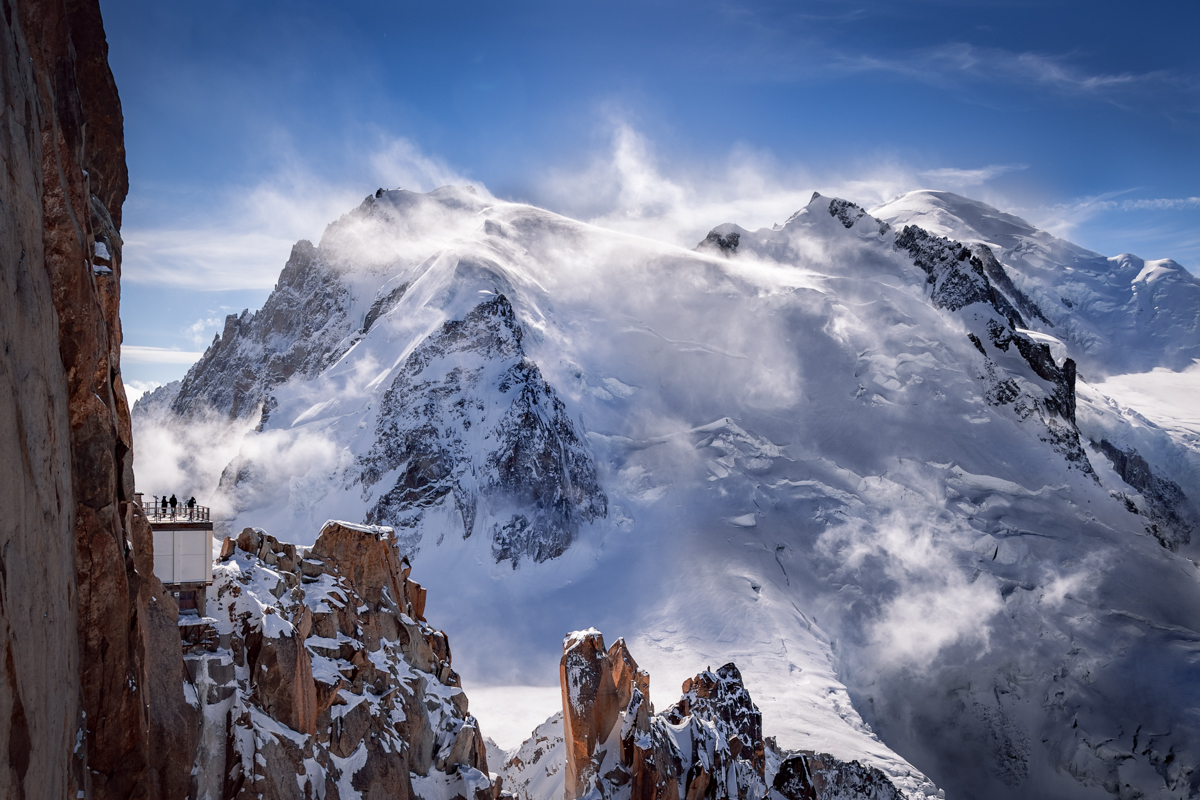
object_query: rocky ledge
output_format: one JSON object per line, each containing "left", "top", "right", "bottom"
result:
{"left": 501, "top": 629, "right": 903, "bottom": 800}
{"left": 184, "top": 520, "right": 497, "bottom": 800}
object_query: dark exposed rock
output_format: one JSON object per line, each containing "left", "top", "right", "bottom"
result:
{"left": 895, "top": 225, "right": 995, "bottom": 315}
{"left": 698, "top": 230, "right": 740, "bottom": 256}
{"left": 358, "top": 294, "right": 607, "bottom": 565}
{"left": 894, "top": 223, "right": 1091, "bottom": 474}
{"left": 773, "top": 750, "right": 903, "bottom": 800}
{"left": 969, "top": 243, "right": 1052, "bottom": 328}
{"left": 1096, "top": 440, "right": 1197, "bottom": 550}
{"left": 362, "top": 281, "right": 409, "bottom": 334}
{"left": 829, "top": 197, "right": 868, "bottom": 229}
{"left": 828, "top": 197, "right": 890, "bottom": 235}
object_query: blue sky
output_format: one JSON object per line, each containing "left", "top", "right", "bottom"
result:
{"left": 104, "top": 0, "right": 1200, "bottom": 393}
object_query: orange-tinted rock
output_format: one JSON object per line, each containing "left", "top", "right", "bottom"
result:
{"left": 406, "top": 579, "right": 428, "bottom": 621}
{"left": 561, "top": 629, "right": 621, "bottom": 800}
{"left": 201, "top": 521, "right": 496, "bottom": 799}
{"left": 311, "top": 520, "right": 407, "bottom": 610}
{"left": 607, "top": 637, "right": 649, "bottom": 713}
{"left": 546, "top": 631, "right": 903, "bottom": 800}
{"left": 250, "top": 614, "right": 317, "bottom": 735}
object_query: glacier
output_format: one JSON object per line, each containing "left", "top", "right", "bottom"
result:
{"left": 135, "top": 185, "right": 1200, "bottom": 799}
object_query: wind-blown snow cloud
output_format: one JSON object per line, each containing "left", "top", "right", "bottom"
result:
{"left": 122, "top": 136, "right": 485, "bottom": 290}
{"left": 535, "top": 122, "right": 1018, "bottom": 248}
{"left": 125, "top": 120, "right": 1031, "bottom": 293}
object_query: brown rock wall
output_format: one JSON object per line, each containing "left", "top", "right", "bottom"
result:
{"left": 0, "top": 1, "right": 191, "bottom": 797}
{"left": 0, "top": 0, "right": 86, "bottom": 795}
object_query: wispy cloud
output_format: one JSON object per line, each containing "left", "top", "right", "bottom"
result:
{"left": 124, "top": 379, "right": 163, "bottom": 405}
{"left": 185, "top": 317, "right": 225, "bottom": 348}
{"left": 1122, "top": 197, "right": 1200, "bottom": 211}
{"left": 842, "top": 43, "right": 1199, "bottom": 112}
{"left": 122, "top": 345, "right": 206, "bottom": 364}
{"left": 918, "top": 164, "right": 1026, "bottom": 189}
{"left": 1016, "top": 192, "right": 1200, "bottom": 240}
{"left": 122, "top": 136, "right": 482, "bottom": 290}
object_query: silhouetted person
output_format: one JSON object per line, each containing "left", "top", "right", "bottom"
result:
{"left": 169, "top": 494, "right": 178, "bottom": 519}
{"left": 187, "top": 496, "right": 196, "bottom": 519}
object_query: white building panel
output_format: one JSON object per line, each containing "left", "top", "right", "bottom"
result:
{"left": 152, "top": 528, "right": 213, "bottom": 585}
{"left": 153, "top": 530, "right": 175, "bottom": 583}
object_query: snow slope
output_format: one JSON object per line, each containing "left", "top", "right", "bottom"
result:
{"left": 138, "top": 186, "right": 1200, "bottom": 800}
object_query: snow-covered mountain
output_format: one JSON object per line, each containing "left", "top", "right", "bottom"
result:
{"left": 135, "top": 186, "right": 1200, "bottom": 799}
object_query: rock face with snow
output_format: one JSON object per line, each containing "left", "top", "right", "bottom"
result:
{"left": 142, "top": 184, "right": 1200, "bottom": 800}
{"left": 872, "top": 190, "right": 1200, "bottom": 376}
{"left": 505, "top": 629, "right": 901, "bottom": 800}
{"left": 357, "top": 293, "right": 606, "bottom": 563}
{"left": 171, "top": 241, "right": 354, "bottom": 420}
{"left": 184, "top": 520, "right": 496, "bottom": 800}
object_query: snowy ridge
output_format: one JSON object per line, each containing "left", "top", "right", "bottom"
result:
{"left": 143, "top": 186, "right": 1200, "bottom": 800}
{"left": 873, "top": 190, "right": 1200, "bottom": 376}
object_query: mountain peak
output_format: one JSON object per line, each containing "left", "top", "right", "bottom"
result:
{"left": 871, "top": 189, "right": 1042, "bottom": 246}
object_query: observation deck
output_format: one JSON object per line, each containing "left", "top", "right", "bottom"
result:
{"left": 135, "top": 493, "right": 214, "bottom": 615}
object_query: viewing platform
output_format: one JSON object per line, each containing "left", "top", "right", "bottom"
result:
{"left": 143, "top": 495, "right": 211, "bottom": 523}
{"left": 135, "top": 493, "right": 214, "bottom": 615}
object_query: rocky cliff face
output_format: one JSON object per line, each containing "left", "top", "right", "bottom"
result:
{"left": 355, "top": 293, "right": 607, "bottom": 564}
{"left": 1, "top": 1, "right": 191, "bottom": 797}
{"left": 503, "top": 630, "right": 905, "bottom": 800}
{"left": 171, "top": 240, "right": 354, "bottom": 420}
{"left": 184, "top": 520, "right": 499, "bottom": 800}
{"left": 849, "top": 201, "right": 1092, "bottom": 476}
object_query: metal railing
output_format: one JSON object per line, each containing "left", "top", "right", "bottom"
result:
{"left": 143, "top": 497, "right": 210, "bottom": 523}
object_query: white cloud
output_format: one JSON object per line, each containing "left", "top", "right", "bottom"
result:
{"left": 918, "top": 164, "right": 1026, "bottom": 189}
{"left": 122, "top": 345, "right": 205, "bottom": 364}
{"left": 535, "top": 121, "right": 1023, "bottom": 248}
{"left": 1006, "top": 193, "right": 1200, "bottom": 241}
{"left": 185, "top": 317, "right": 225, "bottom": 348}
{"left": 124, "top": 379, "right": 163, "bottom": 405}
{"left": 122, "top": 136, "right": 484, "bottom": 290}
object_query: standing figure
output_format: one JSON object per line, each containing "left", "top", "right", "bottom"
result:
{"left": 169, "top": 493, "right": 178, "bottom": 520}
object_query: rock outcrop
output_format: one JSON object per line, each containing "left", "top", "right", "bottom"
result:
{"left": 186, "top": 520, "right": 496, "bottom": 800}
{"left": 1, "top": 1, "right": 191, "bottom": 797}
{"left": 1095, "top": 439, "right": 1198, "bottom": 550}
{"left": 505, "top": 629, "right": 902, "bottom": 800}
